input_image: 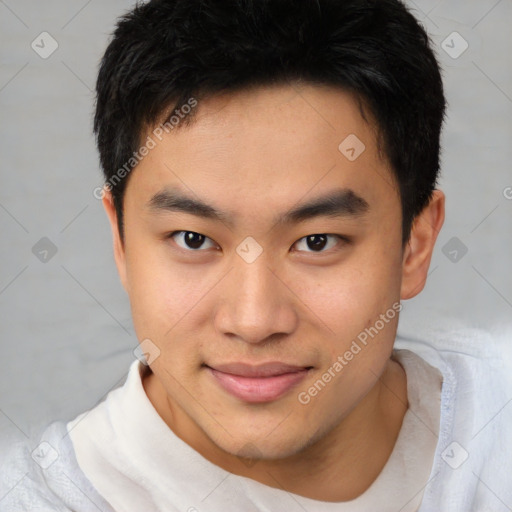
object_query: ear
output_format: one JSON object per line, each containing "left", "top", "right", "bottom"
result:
{"left": 102, "top": 188, "right": 129, "bottom": 292}
{"left": 400, "top": 189, "right": 445, "bottom": 300}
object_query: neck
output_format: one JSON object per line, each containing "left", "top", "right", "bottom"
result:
{"left": 144, "top": 356, "right": 408, "bottom": 502}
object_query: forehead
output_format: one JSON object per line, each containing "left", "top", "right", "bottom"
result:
{"left": 127, "top": 83, "right": 399, "bottom": 222}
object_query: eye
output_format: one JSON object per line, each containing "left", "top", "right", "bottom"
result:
{"left": 168, "top": 231, "right": 218, "bottom": 251}
{"left": 292, "top": 234, "right": 348, "bottom": 253}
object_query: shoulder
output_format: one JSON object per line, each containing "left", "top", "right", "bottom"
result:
{"left": 1, "top": 422, "right": 68, "bottom": 511}
{"left": 396, "top": 317, "right": 512, "bottom": 509}
{"left": 0, "top": 421, "right": 114, "bottom": 512}
{"left": 397, "top": 319, "right": 512, "bottom": 397}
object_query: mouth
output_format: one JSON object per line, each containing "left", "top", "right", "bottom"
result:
{"left": 204, "top": 362, "right": 313, "bottom": 403}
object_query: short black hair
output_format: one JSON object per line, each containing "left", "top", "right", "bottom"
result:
{"left": 94, "top": 0, "right": 446, "bottom": 247}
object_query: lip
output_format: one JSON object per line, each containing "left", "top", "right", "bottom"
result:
{"left": 206, "top": 362, "right": 312, "bottom": 403}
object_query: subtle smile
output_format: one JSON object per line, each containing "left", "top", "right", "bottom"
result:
{"left": 205, "top": 362, "right": 312, "bottom": 403}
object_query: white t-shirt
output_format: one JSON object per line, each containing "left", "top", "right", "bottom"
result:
{"left": 65, "top": 349, "right": 442, "bottom": 512}
{"left": 2, "top": 327, "right": 511, "bottom": 511}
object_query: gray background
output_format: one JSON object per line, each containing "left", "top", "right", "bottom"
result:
{"left": 1, "top": 0, "right": 511, "bottom": 442}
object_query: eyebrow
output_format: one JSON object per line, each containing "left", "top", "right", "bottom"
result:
{"left": 146, "top": 186, "right": 370, "bottom": 227}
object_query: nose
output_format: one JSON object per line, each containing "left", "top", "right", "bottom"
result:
{"left": 214, "top": 254, "right": 298, "bottom": 345}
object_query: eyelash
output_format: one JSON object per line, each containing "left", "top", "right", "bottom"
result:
{"left": 166, "top": 231, "right": 350, "bottom": 254}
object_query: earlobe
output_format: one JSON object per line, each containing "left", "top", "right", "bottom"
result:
{"left": 400, "top": 189, "right": 445, "bottom": 300}
{"left": 101, "top": 188, "right": 129, "bottom": 292}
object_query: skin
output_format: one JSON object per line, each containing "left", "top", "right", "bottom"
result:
{"left": 102, "top": 83, "right": 445, "bottom": 501}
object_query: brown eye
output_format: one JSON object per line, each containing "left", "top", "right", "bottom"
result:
{"left": 306, "top": 234, "right": 328, "bottom": 251}
{"left": 293, "top": 234, "right": 347, "bottom": 253}
{"left": 169, "top": 231, "right": 217, "bottom": 251}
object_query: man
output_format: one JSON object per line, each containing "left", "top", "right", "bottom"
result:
{"left": 1, "top": 0, "right": 511, "bottom": 510}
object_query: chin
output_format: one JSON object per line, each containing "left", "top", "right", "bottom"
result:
{"left": 211, "top": 428, "right": 315, "bottom": 462}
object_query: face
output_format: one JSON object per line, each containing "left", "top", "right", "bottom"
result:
{"left": 103, "top": 83, "right": 443, "bottom": 461}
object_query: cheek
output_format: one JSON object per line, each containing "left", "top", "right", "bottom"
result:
{"left": 124, "top": 242, "right": 189, "bottom": 334}
{"left": 287, "top": 254, "right": 402, "bottom": 379}
{"left": 293, "top": 268, "right": 400, "bottom": 420}
{"left": 289, "top": 256, "right": 398, "bottom": 326}
{"left": 125, "top": 254, "right": 211, "bottom": 380}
